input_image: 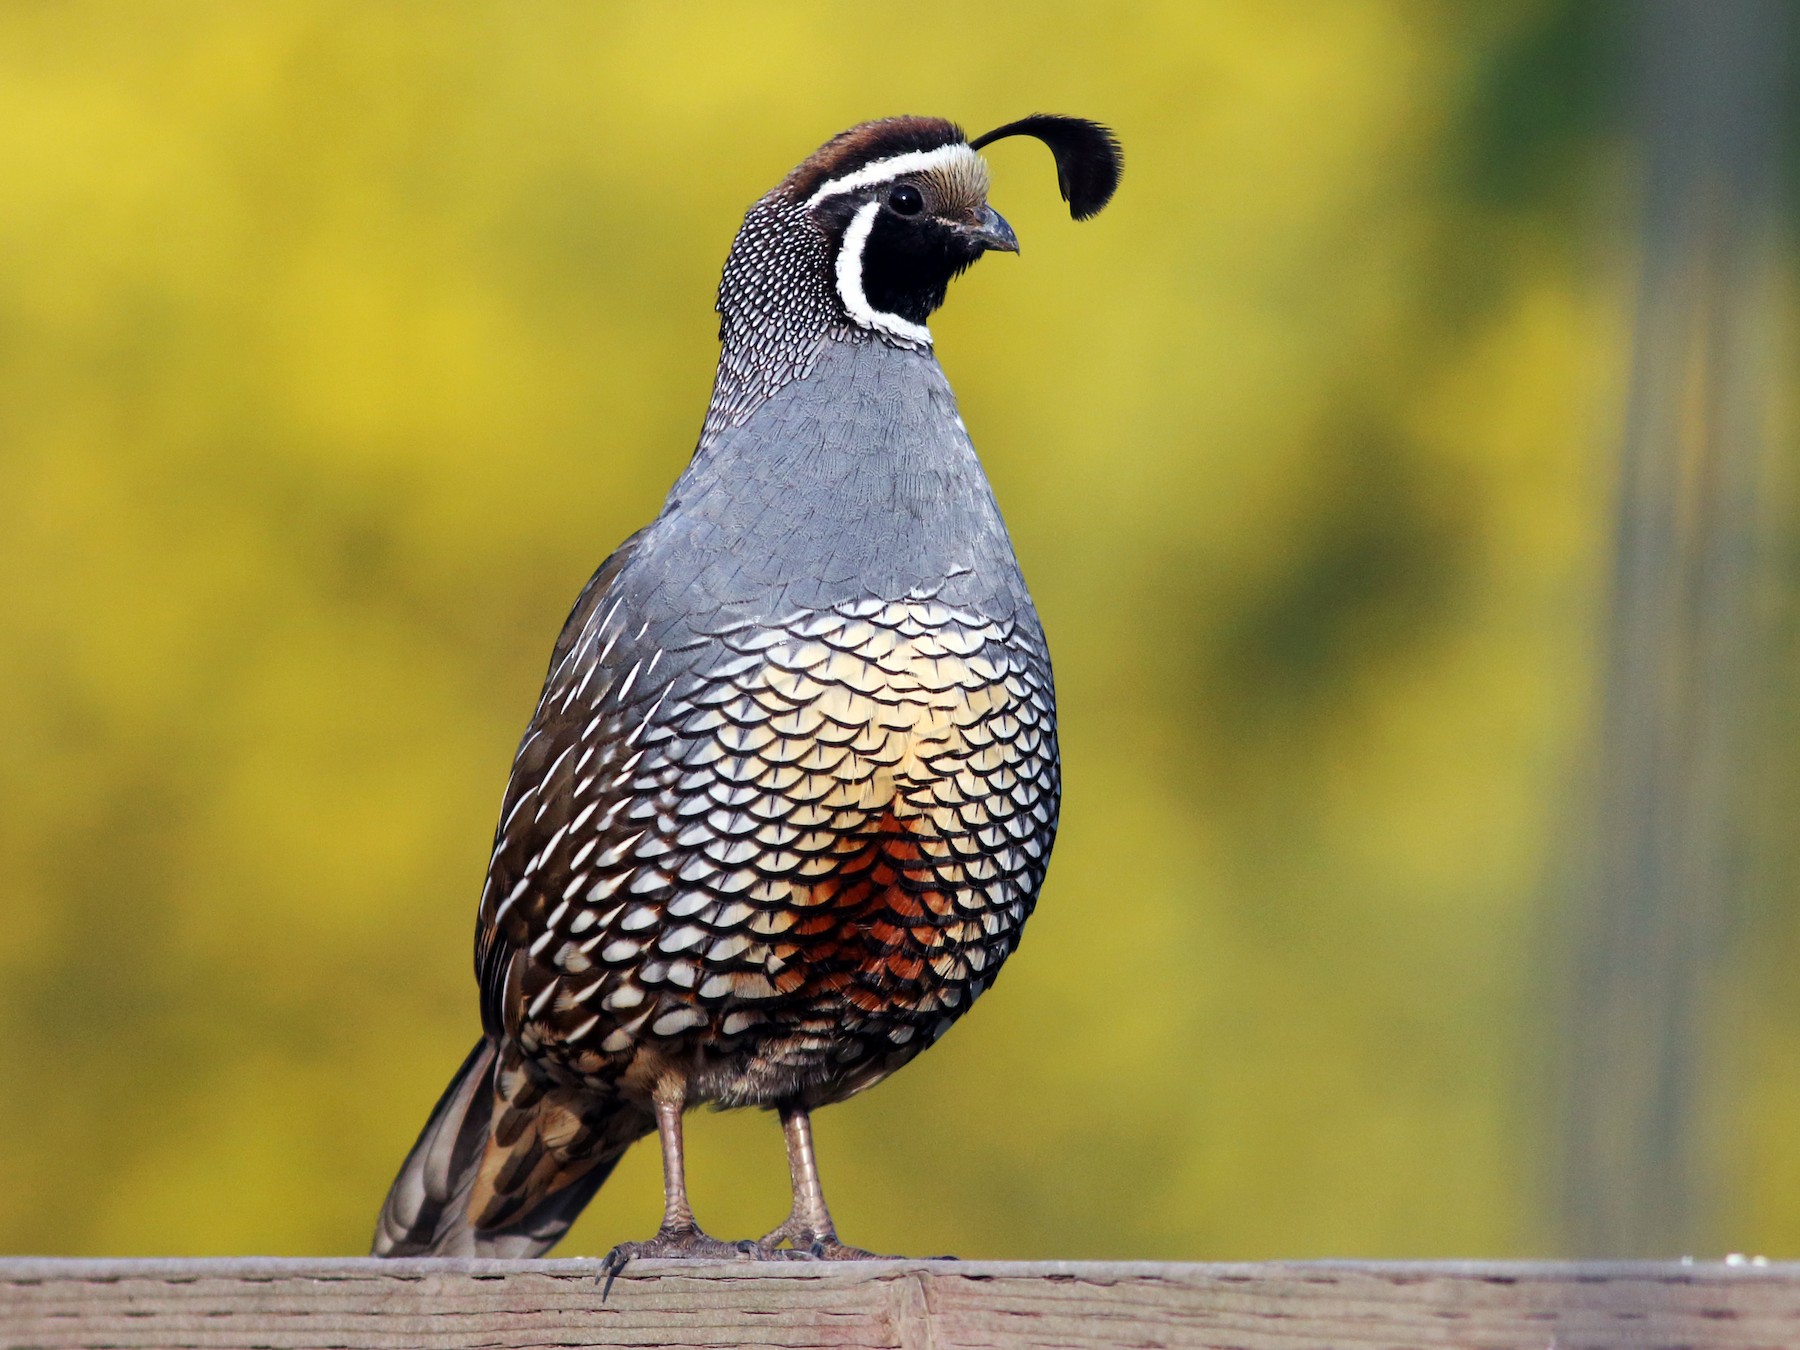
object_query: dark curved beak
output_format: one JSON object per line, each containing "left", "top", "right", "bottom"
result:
{"left": 961, "top": 204, "right": 1019, "bottom": 254}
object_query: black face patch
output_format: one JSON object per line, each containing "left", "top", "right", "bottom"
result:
{"left": 858, "top": 204, "right": 988, "bottom": 326}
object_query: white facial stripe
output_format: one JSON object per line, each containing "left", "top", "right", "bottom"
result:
{"left": 835, "top": 199, "right": 933, "bottom": 346}
{"left": 804, "top": 142, "right": 980, "bottom": 210}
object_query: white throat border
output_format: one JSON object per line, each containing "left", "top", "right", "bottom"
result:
{"left": 834, "top": 200, "right": 933, "bottom": 347}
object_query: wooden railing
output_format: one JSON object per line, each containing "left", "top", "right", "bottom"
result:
{"left": 4, "top": 1256, "right": 1797, "bottom": 1348}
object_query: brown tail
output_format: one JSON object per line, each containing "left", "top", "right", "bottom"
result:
{"left": 371, "top": 1038, "right": 646, "bottom": 1257}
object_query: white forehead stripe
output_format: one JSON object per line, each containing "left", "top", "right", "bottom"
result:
{"left": 835, "top": 200, "right": 933, "bottom": 346}
{"left": 804, "top": 142, "right": 981, "bottom": 209}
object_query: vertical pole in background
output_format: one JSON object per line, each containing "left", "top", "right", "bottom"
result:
{"left": 1561, "top": 0, "right": 1791, "bottom": 1256}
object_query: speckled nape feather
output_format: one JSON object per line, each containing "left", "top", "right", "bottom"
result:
{"left": 700, "top": 197, "right": 841, "bottom": 454}
{"left": 373, "top": 112, "right": 1119, "bottom": 1264}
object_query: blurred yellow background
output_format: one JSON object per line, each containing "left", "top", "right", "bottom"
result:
{"left": 1, "top": 1, "right": 1793, "bottom": 1261}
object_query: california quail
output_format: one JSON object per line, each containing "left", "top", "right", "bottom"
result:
{"left": 371, "top": 114, "right": 1121, "bottom": 1264}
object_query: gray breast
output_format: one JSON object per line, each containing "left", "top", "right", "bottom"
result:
{"left": 628, "top": 336, "right": 1035, "bottom": 629}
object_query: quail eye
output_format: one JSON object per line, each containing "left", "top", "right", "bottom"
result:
{"left": 887, "top": 184, "right": 924, "bottom": 216}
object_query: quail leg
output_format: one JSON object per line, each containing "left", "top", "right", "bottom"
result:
{"left": 601, "top": 1084, "right": 758, "bottom": 1292}
{"left": 759, "top": 1103, "right": 884, "bottom": 1259}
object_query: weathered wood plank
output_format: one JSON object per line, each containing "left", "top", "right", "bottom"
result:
{"left": 3, "top": 1257, "right": 1798, "bottom": 1350}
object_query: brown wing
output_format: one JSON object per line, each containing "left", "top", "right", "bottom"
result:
{"left": 474, "top": 530, "right": 646, "bottom": 1045}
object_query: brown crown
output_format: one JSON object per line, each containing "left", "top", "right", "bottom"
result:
{"left": 776, "top": 116, "right": 967, "bottom": 204}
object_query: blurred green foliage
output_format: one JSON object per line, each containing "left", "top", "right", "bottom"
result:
{"left": 0, "top": 1, "right": 1787, "bottom": 1260}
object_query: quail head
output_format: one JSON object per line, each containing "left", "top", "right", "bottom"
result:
{"left": 371, "top": 113, "right": 1122, "bottom": 1266}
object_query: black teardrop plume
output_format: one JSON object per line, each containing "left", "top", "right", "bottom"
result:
{"left": 969, "top": 114, "right": 1123, "bottom": 221}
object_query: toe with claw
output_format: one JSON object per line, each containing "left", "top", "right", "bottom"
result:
{"left": 599, "top": 1226, "right": 760, "bottom": 1297}
{"left": 759, "top": 1213, "right": 885, "bottom": 1261}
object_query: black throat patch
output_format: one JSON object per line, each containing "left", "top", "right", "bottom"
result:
{"left": 857, "top": 209, "right": 984, "bottom": 326}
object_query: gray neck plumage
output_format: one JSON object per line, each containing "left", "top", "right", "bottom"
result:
{"left": 662, "top": 325, "right": 1025, "bottom": 619}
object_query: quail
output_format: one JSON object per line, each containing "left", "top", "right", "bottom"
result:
{"left": 371, "top": 113, "right": 1121, "bottom": 1264}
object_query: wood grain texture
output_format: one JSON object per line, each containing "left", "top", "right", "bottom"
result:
{"left": 4, "top": 1257, "right": 1799, "bottom": 1349}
